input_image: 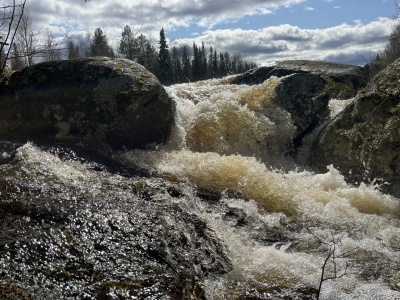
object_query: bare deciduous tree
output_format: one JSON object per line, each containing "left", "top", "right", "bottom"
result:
{"left": 0, "top": 0, "right": 26, "bottom": 75}
{"left": 14, "top": 8, "right": 41, "bottom": 66}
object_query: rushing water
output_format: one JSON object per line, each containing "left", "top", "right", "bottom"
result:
{"left": 117, "top": 78, "right": 400, "bottom": 299}
{"left": 1, "top": 77, "right": 399, "bottom": 299}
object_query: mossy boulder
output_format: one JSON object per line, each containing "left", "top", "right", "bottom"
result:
{"left": 308, "top": 59, "right": 400, "bottom": 198}
{"left": 0, "top": 57, "right": 175, "bottom": 150}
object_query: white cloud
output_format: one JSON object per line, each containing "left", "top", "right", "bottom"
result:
{"left": 26, "top": 0, "right": 307, "bottom": 34}
{"left": 172, "top": 17, "right": 395, "bottom": 65}
{"left": 304, "top": 7, "right": 315, "bottom": 11}
{"left": 22, "top": 0, "right": 395, "bottom": 66}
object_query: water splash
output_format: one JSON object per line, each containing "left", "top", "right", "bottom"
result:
{"left": 165, "top": 77, "right": 294, "bottom": 167}
{"left": 117, "top": 78, "right": 400, "bottom": 299}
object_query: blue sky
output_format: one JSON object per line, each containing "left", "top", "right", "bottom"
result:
{"left": 27, "top": 0, "right": 397, "bottom": 65}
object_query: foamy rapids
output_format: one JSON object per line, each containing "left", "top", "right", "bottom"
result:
{"left": 115, "top": 78, "right": 400, "bottom": 299}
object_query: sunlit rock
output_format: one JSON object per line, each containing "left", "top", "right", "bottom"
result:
{"left": 231, "top": 60, "right": 367, "bottom": 151}
{"left": 0, "top": 57, "right": 175, "bottom": 150}
{"left": 232, "top": 60, "right": 367, "bottom": 99}
{"left": 0, "top": 143, "right": 231, "bottom": 299}
{"left": 308, "top": 58, "right": 400, "bottom": 198}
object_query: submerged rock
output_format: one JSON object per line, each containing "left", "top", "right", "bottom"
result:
{"left": 0, "top": 143, "right": 231, "bottom": 299}
{"left": 308, "top": 59, "right": 400, "bottom": 198}
{"left": 0, "top": 57, "right": 175, "bottom": 151}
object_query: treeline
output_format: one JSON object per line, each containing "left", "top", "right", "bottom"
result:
{"left": 1, "top": 6, "right": 257, "bottom": 85}
{"left": 157, "top": 28, "right": 257, "bottom": 84}
{"left": 66, "top": 26, "right": 257, "bottom": 85}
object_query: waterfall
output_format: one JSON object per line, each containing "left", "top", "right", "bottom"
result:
{"left": 117, "top": 77, "right": 400, "bottom": 299}
{"left": 1, "top": 76, "right": 398, "bottom": 299}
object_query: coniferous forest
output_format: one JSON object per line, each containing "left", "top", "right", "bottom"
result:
{"left": 1, "top": 15, "right": 258, "bottom": 85}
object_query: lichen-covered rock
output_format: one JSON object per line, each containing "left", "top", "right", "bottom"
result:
{"left": 308, "top": 59, "right": 400, "bottom": 198}
{"left": 0, "top": 57, "right": 175, "bottom": 150}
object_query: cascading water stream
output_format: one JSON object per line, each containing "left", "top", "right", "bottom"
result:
{"left": 117, "top": 77, "right": 400, "bottom": 299}
{"left": 0, "top": 76, "right": 399, "bottom": 299}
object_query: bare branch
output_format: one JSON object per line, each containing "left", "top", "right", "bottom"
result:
{"left": 305, "top": 225, "right": 359, "bottom": 300}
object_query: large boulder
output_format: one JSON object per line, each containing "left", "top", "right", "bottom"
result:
{"left": 0, "top": 57, "right": 175, "bottom": 150}
{"left": 308, "top": 59, "right": 400, "bottom": 198}
{"left": 231, "top": 60, "right": 368, "bottom": 152}
{"left": 232, "top": 60, "right": 368, "bottom": 99}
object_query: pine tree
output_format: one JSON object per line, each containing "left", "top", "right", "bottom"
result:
{"left": 158, "top": 28, "right": 171, "bottom": 84}
{"left": 90, "top": 28, "right": 114, "bottom": 57}
{"left": 119, "top": 25, "right": 138, "bottom": 60}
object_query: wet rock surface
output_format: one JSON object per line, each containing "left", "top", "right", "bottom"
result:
{"left": 0, "top": 143, "right": 231, "bottom": 299}
{"left": 308, "top": 59, "right": 400, "bottom": 198}
{"left": 273, "top": 73, "right": 329, "bottom": 150}
{"left": 231, "top": 60, "right": 367, "bottom": 152}
{"left": 232, "top": 60, "right": 367, "bottom": 99}
{"left": 0, "top": 57, "right": 175, "bottom": 151}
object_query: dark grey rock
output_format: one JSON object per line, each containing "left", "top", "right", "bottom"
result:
{"left": 0, "top": 57, "right": 175, "bottom": 151}
{"left": 232, "top": 60, "right": 368, "bottom": 99}
{"left": 308, "top": 59, "right": 400, "bottom": 198}
{"left": 0, "top": 144, "right": 231, "bottom": 299}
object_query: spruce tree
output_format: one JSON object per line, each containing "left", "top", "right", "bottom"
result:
{"left": 192, "top": 43, "right": 202, "bottom": 81}
{"left": 144, "top": 42, "right": 158, "bottom": 75}
{"left": 181, "top": 45, "right": 192, "bottom": 82}
{"left": 158, "top": 28, "right": 171, "bottom": 84}
{"left": 212, "top": 50, "right": 218, "bottom": 78}
{"left": 170, "top": 46, "right": 182, "bottom": 83}
{"left": 200, "top": 42, "right": 207, "bottom": 80}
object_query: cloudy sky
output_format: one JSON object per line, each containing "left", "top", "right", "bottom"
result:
{"left": 27, "top": 0, "right": 396, "bottom": 65}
